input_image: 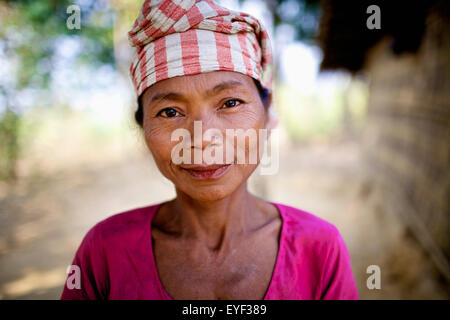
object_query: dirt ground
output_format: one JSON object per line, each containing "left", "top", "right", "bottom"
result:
{"left": 0, "top": 140, "right": 447, "bottom": 299}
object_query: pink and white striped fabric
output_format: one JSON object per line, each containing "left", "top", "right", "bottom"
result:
{"left": 128, "top": 0, "right": 273, "bottom": 99}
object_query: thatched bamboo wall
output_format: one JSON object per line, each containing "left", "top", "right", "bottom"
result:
{"left": 318, "top": 0, "right": 450, "bottom": 296}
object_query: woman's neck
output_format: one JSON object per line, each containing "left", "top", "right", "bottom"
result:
{"left": 159, "top": 183, "right": 261, "bottom": 253}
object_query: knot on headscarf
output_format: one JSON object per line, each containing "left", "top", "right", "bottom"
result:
{"left": 128, "top": 0, "right": 272, "bottom": 99}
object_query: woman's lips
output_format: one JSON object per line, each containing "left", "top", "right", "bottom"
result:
{"left": 180, "top": 164, "right": 231, "bottom": 180}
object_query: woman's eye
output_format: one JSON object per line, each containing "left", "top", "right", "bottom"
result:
{"left": 222, "top": 99, "right": 242, "bottom": 109}
{"left": 157, "top": 107, "right": 181, "bottom": 118}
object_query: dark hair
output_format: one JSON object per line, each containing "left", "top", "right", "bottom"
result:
{"left": 134, "top": 78, "right": 270, "bottom": 127}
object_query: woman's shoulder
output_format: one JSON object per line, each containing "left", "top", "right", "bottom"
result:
{"left": 270, "top": 202, "right": 357, "bottom": 299}
{"left": 273, "top": 202, "right": 342, "bottom": 243}
{"left": 84, "top": 202, "right": 162, "bottom": 244}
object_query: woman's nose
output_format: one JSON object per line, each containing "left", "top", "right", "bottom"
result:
{"left": 187, "top": 113, "right": 222, "bottom": 151}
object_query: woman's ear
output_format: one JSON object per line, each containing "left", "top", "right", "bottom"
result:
{"left": 265, "top": 90, "right": 272, "bottom": 109}
{"left": 265, "top": 104, "right": 278, "bottom": 135}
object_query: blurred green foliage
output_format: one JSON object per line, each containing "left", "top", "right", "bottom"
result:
{"left": 268, "top": 0, "right": 320, "bottom": 41}
{"left": 0, "top": 0, "right": 115, "bottom": 179}
{"left": 239, "top": 0, "right": 320, "bottom": 40}
{"left": 276, "top": 80, "right": 369, "bottom": 143}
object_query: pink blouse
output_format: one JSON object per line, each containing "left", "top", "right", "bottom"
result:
{"left": 60, "top": 202, "right": 359, "bottom": 300}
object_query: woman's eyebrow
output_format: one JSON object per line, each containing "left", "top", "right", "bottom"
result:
{"left": 149, "top": 92, "right": 186, "bottom": 104}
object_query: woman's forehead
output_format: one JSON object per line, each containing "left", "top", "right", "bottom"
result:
{"left": 142, "top": 71, "right": 257, "bottom": 101}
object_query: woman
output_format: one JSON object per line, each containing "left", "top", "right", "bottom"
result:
{"left": 61, "top": 0, "right": 358, "bottom": 300}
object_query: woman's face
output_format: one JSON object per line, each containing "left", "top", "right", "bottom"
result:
{"left": 141, "top": 71, "right": 269, "bottom": 201}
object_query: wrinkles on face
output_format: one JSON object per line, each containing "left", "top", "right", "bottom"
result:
{"left": 141, "top": 71, "right": 269, "bottom": 202}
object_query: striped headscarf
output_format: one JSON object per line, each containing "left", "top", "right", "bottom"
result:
{"left": 128, "top": 0, "right": 273, "bottom": 100}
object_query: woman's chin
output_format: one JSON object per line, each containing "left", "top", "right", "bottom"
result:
{"left": 178, "top": 184, "right": 235, "bottom": 202}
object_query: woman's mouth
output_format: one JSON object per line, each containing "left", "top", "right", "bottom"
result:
{"left": 180, "top": 164, "right": 231, "bottom": 180}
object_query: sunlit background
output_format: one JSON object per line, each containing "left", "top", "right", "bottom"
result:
{"left": 0, "top": 0, "right": 448, "bottom": 299}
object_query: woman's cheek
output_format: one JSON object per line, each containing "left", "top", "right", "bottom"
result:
{"left": 144, "top": 123, "right": 177, "bottom": 164}
{"left": 232, "top": 105, "right": 266, "bottom": 160}
{"left": 229, "top": 104, "right": 265, "bottom": 130}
